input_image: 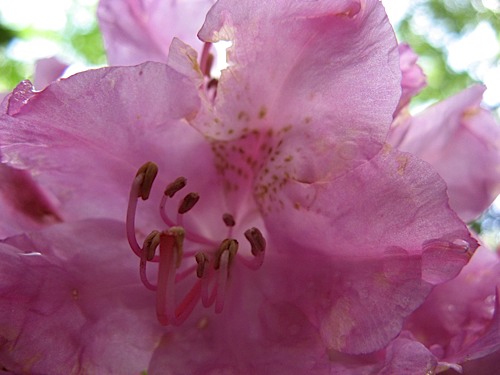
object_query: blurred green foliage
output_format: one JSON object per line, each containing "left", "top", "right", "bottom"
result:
{"left": 396, "top": 0, "right": 500, "bottom": 108}
{"left": 0, "top": 2, "right": 105, "bottom": 92}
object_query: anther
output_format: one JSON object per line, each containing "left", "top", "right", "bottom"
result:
{"left": 178, "top": 192, "right": 200, "bottom": 214}
{"left": 136, "top": 162, "right": 158, "bottom": 200}
{"left": 164, "top": 177, "right": 187, "bottom": 198}
{"left": 143, "top": 230, "right": 161, "bottom": 261}
{"left": 244, "top": 227, "right": 266, "bottom": 256}
{"left": 168, "top": 226, "right": 185, "bottom": 268}
{"left": 214, "top": 239, "right": 238, "bottom": 269}
{"left": 222, "top": 213, "right": 236, "bottom": 227}
{"left": 195, "top": 252, "right": 209, "bottom": 278}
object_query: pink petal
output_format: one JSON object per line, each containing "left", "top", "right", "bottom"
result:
{"left": 378, "top": 335, "right": 438, "bottom": 375}
{"left": 194, "top": 0, "right": 401, "bottom": 144}
{"left": 2, "top": 80, "right": 37, "bottom": 116}
{"left": 0, "top": 164, "right": 61, "bottom": 238}
{"left": 0, "top": 219, "right": 160, "bottom": 374}
{"left": 263, "top": 148, "right": 476, "bottom": 353}
{"left": 389, "top": 85, "right": 500, "bottom": 221}
{"left": 404, "top": 246, "right": 500, "bottom": 367}
{"left": 33, "top": 57, "right": 68, "bottom": 90}
{"left": 0, "top": 62, "right": 204, "bottom": 226}
{"left": 98, "top": 0, "right": 216, "bottom": 65}
{"left": 395, "top": 43, "right": 426, "bottom": 114}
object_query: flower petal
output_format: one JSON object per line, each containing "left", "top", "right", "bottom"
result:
{"left": 378, "top": 335, "right": 438, "bottom": 375}
{"left": 195, "top": 0, "right": 401, "bottom": 144}
{"left": 0, "top": 219, "right": 160, "bottom": 374}
{"left": 395, "top": 43, "right": 426, "bottom": 114}
{"left": 404, "top": 246, "right": 500, "bottom": 367}
{"left": 0, "top": 62, "right": 203, "bottom": 226}
{"left": 263, "top": 148, "right": 476, "bottom": 353}
{"left": 389, "top": 85, "right": 500, "bottom": 221}
{"left": 98, "top": 0, "right": 216, "bottom": 65}
{"left": 33, "top": 57, "right": 68, "bottom": 90}
{"left": 0, "top": 164, "right": 61, "bottom": 238}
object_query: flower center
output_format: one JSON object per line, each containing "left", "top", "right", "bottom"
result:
{"left": 126, "top": 162, "right": 266, "bottom": 326}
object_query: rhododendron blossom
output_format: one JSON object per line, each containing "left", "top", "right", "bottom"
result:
{"left": 0, "top": 0, "right": 497, "bottom": 374}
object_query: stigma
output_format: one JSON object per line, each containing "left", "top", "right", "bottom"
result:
{"left": 127, "top": 162, "right": 266, "bottom": 326}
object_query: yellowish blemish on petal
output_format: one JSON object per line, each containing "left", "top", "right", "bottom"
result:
{"left": 72, "top": 289, "right": 79, "bottom": 300}
{"left": 197, "top": 316, "right": 209, "bottom": 330}
{"left": 258, "top": 106, "right": 268, "bottom": 119}
{"left": 321, "top": 298, "right": 355, "bottom": 351}
{"left": 237, "top": 111, "right": 250, "bottom": 121}
{"left": 397, "top": 155, "right": 409, "bottom": 175}
{"left": 462, "top": 106, "right": 480, "bottom": 119}
{"left": 382, "top": 143, "right": 393, "bottom": 155}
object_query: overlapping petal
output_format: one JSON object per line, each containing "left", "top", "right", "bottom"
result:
{"left": 195, "top": 0, "right": 401, "bottom": 154}
{"left": 0, "top": 219, "right": 160, "bottom": 374}
{"left": 404, "top": 246, "right": 500, "bottom": 371}
{"left": 0, "top": 0, "right": 494, "bottom": 373}
{"left": 98, "top": 0, "right": 216, "bottom": 65}
{"left": 389, "top": 85, "right": 500, "bottom": 221}
{"left": 33, "top": 57, "right": 68, "bottom": 90}
{"left": 263, "top": 147, "right": 476, "bottom": 353}
{"left": 396, "top": 43, "right": 426, "bottom": 114}
{"left": 0, "top": 63, "right": 207, "bottom": 229}
{"left": 0, "top": 163, "right": 61, "bottom": 237}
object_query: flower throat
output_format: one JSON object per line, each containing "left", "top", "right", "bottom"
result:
{"left": 126, "top": 162, "right": 266, "bottom": 326}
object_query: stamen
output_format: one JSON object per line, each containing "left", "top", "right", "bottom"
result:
{"left": 128, "top": 162, "right": 268, "bottom": 325}
{"left": 140, "top": 230, "right": 160, "bottom": 291}
{"left": 215, "top": 249, "right": 230, "bottom": 313}
{"left": 136, "top": 162, "right": 158, "bottom": 200}
{"left": 200, "top": 42, "right": 214, "bottom": 77}
{"left": 245, "top": 227, "right": 266, "bottom": 256}
{"left": 156, "top": 229, "right": 182, "bottom": 325}
{"left": 169, "top": 226, "right": 185, "bottom": 268}
{"left": 238, "top": 227, "right": 266, "bottom": 270}
{"left": 222, "top": 213, "right": 236, "bottom": 227}
{"left": 143, "top": 230, "right": 160, "bottom": 261}
{"left": 195, "top": 252, "right": 209, "bottom": 278}
{"left": 164, "top": 177, "right": 187, "bottom": 198}
{"left": 127, "top": 163, "right": 158, "bottom": 257}
{"left": 178, "top": 192, "right": 200, "bottom": 214}
{"left": 156, "top": 228, "right": 202, "bottom": 326}
{"left": 199, "top": 255, "right": 217, "bottom": 308}
{"left": 214, "top": 239, "right": 238, "bottom": 270}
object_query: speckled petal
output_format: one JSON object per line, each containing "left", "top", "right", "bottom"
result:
{"left": 194, "top": 0, "right": 400, "bottom": 146}
{"left": 262, "top": 148, "right": 476, "bottom": 353}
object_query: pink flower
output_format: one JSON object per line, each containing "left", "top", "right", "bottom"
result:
{"left": 389, "top": 85, "right": 500, "bottom": 221}
{"left": 0, "top": 0, "right": 482, "bottom": 373}
{"left": 403, "top": 246, "right": 500, "bottom": 373}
